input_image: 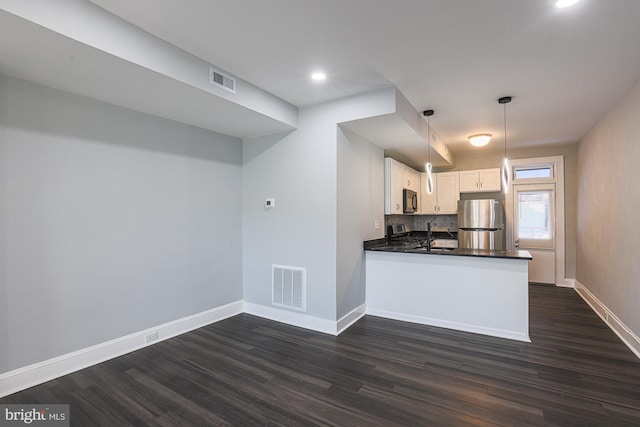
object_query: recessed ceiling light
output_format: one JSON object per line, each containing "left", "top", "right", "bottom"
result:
{"left": 555, "top": 0, "right": 579, "bottom": 8}
{"left": 311, "top": 72, "right": 327, "bottom": 81}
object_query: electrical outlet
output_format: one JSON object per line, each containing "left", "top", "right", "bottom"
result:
{"left": 374, "top": 220, "right": 380, "bottom": 229}
{"left": 145, "top": 331, "right": 159, "bottom": 344}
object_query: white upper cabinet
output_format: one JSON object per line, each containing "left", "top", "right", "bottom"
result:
{"left": 459, "top": 168, "right": 501, "bottom": 193}
{"left": 420, "top": 173, "right": 438, "bottom": 215}
{"left": 384, "top": 158, "right": 404, "bottom": 214}
{"left": 402, "top": 165, "right": 421, "bottom": 192}
{"left": 420, "top": 171, "right": 459, "bottom": 214}
{"left": 385, "top": 158, "right": 422, "bottom": 214}
{"left": 435, "top": 172, "right": 460, "bottom": 213}
{"left": 459, "top": 170, "right": 480, "bottom": 192}
{"left": 388, "top": 162, "right": 501, "bottom": 214}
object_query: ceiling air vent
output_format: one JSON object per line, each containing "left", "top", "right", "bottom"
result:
{"left": 209, "top": 66, "right": 236, "bottom": 93}
{"left": 272, "top": 265, "right": 306, "bottom": 312}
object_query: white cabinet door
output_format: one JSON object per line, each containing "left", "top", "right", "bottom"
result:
{"left": 435, "top": 172, "right": 460, "bottom": 214}
{"left": 459, "top": 168, "right": 501, "bottom": 193}
{"left": 402, "top": 165, "right": 420, "bottom": 192}
{"left": 420, "top": 172, "right": 437, "bottom": 214}
{"left": 384, "top": 158, "right": 405, "bottom": 214}
{"left": 420, "top": 172, "right": 458, "bottom": 214}
{"left": 412, "top": 169, "right": 421, "bottom": 192}
{"left": 459, "top": 170, "right": 480, "bottom": 192}
{"left": 479, "top": 168, "right": 501, "bottom": 192}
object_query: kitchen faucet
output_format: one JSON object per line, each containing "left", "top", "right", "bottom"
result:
{"left": 421, "top": 221, "right": 434, "bottom": 251}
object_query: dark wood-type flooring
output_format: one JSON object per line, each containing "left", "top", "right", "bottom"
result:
{"left": 3, "top": 285, "right": 640, "bottom": 426}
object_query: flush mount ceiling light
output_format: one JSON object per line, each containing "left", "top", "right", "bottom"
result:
{"left": 468, "top": 134, "right": 492, "bottom": 147}
{"left": 310, "top": 72, "right": 327, "bottom": 81}
{"left": 499, "top": 96, "right": 512, "bottom": 194}
{"left": 423, "top": 109, "right": 435, "bottom": 195}
{"left": 555, "top": 0, "right": 580, "bottom": 8}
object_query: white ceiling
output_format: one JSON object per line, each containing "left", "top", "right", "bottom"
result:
{"left": 88, "top": 0, "right": 640, "bottom": 155}
{"left": 0, "top": 1, "right": 298, "bottom": 139}
{"left": 2, "top": 1, "right": 639, "bottom": 158}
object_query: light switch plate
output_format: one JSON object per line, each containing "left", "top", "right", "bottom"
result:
{"left": 265, "top": 198, "right": 275, "bottom": 208}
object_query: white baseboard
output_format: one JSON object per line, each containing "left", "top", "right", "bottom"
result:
{"left": 242, "top": 302, "right": 366, "bottom": 336}
{"left": 0, "top": 300, "right": 243, "bottom": 398}
{"left": 366, "top": 308, "right": 530, "bottom": 342}
{"left": 243, "top": 302, "right": 338, "bottom": 335}
{"left": 575, "top": 280, "right": 640, "bottom": 359}
{"left": 337, "top": 303, "right": 366, "bottom": 335}
{"left": 556, "top": 278, "right": 576, "bottom": 288}
{"left": 0, "top": 299, "right": 368, "bottom": 398}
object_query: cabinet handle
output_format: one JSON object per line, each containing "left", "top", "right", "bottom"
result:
{"left": 434, "top": 205, "right": 437, "bottom": 212}
{"left": 476, "top": 182, "right": 479, "bottom": 188}
{"left": 480, "top": 181, "right": 483, "bottom": 188}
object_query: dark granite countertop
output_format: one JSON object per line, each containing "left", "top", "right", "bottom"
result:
{"left": 364, "top": 238, "right": 532, "bottom": 260}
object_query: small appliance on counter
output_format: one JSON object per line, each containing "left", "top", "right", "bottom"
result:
{"left": 381, "top": 222, "right": 458, "bottom": 252}
{"left": 457, "top": 199, "right": 504, "bottom": 250}
{"left": 386, "top": 224, "right": 408, "bottom": 240}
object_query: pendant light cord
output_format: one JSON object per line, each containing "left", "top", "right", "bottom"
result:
{"left": 498, "top": 96, "right": 511, "bottom": 157}
{"left": 503, "top": 102, "right": 507, "bottom": 158}
{"left": 498, "top": 96, "right": 512, "bottom": 194}
{"left": 427, "top": 116, "right": 431, "bottom": 163}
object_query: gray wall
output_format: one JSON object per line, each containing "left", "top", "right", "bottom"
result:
{"left": 443, "top": 143, "right": 578, "bottom": 279}
{"left": 0, "top": 75, "right": 243, "bottom": 373}
{"left": 577, "top": 78, "right": 640, "bottom": 337}
{"left": 242, "top": 89, "right": 394, "bottom": 321}
{"left": 337, "top": 127, "right": 384, "bottom": 319}
{"left": 242, "top": 109, "right": 338, "bottom": 321}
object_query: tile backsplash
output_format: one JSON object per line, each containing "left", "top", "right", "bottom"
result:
{"left": 385, "top": 214, "right": 457, "bottom": 233}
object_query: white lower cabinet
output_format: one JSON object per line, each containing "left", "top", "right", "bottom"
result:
{"left": 420, "top": 171, "right": 459, "bottom": 214}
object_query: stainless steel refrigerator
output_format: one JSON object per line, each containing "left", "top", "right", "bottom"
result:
{"left": 457, "top": 199, "right": 504, "bottom": 250}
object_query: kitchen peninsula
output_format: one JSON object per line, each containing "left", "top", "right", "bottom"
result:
{"left": 364, "top": 239, "right": 532, "bottom": 342}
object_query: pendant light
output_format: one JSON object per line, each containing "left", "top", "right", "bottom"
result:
{"left": 423, "top": 109, "right": 434, "bottom": 194}
{"left": 498, "top": 96, "right": 512, "bottom": 194}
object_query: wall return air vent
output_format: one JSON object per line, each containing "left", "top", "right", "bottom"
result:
{"left": 209, "top": 66, "right": 236, "bottom": 93}
{"left": 272, "top": 265, "right": 306, "bottom": 312}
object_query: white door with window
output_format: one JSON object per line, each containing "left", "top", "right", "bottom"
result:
{"left": 512, "top": 184, "right": 556, "bottom": 284}
{"left": 505, "top": 156, "right": 566, "bottom": 286}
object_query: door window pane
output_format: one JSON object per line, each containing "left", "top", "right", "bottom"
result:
{"left": 518, "top": 191, "right": 552, "bottom": 239}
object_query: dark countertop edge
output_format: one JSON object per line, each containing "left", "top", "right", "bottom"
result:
{"left": 432, "top": 249, "right": 532, "bottom": 260}
{"left": 363, "top": 232, "right": 457, "bottom": 250}
{"left": 363, "top": 238, "right": 388, "bottom": 250}
{"left": 364, "top": 243, "right": 532, "bottom": 260}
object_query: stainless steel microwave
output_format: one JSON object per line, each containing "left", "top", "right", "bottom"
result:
{"left": 403, "top": 189, "right": 418, "bottom": 213}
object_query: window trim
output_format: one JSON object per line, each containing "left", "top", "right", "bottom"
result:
{"left": 513, "top": 163, "right": 555, "bottom": 182}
